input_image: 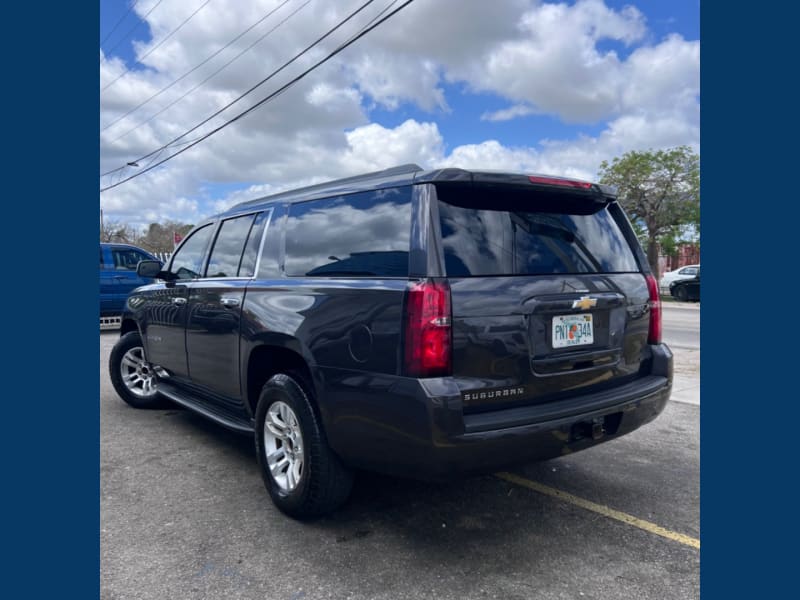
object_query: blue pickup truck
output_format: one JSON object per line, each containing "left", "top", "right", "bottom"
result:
{"left": 100, "top": 243, "right": 161, "bottom": 316}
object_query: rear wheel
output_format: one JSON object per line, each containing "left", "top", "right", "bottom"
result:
{"left": 109, "top": 331, "right": 165, "bottom": 408}
{"left": 676, "top": 286, "right": 688, "bottom": 301}
{"left": 255, "top": 373, "right": 353, "bottom": 519}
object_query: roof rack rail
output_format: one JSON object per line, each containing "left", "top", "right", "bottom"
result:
{"left": 232, "top": 163, "right": 423, "bottom": 210}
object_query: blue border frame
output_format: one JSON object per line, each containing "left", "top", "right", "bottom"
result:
{"left": 701, "top": 1, "right": 798, "bottom": 596}
{"left": 7, "top": 3, "right": 98, "bottom": 598}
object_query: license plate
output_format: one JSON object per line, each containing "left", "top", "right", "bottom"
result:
{"left": 552, "top": 314, "right": 594, "bottom": 348}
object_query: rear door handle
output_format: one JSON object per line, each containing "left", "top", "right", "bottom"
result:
{"left": 172, "top": 297, "right": 187, "bottom": 306}
{"left": 220, "top": 297, "right": 240, "bottom": 308}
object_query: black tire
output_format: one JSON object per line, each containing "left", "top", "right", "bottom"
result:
{"left": 676, "top": 286, "right": 688, "bottom": 301}
{"left": 109, "top": 331, "right": 166, "bottom": 408}
{"left": 255, "top": 373, "right": 354, "bottom": 519}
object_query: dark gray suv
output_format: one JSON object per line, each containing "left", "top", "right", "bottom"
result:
{"left": 110, "top": 164, "right": 672, "bottom": 518}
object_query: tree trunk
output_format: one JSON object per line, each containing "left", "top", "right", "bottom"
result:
{"left": 647, "top": 236, "right": 660, "bottom": 277}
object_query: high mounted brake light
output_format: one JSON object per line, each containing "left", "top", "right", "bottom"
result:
{"left": 528, "top": 175, "right": 593, "bottom": 189}
{"left": 645, "top": 274, "right": 662, "bottom": 344}
{"left": 404, "top": 280, "right": 452, "bottom": 378}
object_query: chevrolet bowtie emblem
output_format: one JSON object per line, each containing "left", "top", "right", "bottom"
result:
{"left": 572, "top": 296, "right": 597, "bottom": 310}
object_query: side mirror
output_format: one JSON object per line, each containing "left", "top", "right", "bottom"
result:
{"left": 137, "top": 260, "right": 163, "bottom": 278}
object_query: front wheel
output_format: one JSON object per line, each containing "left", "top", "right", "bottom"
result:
{"left": 109, "top": 331, "right": 165, "bottom": 408}
{"left": 255, "top": 373, "right": 353, "bottom": 519}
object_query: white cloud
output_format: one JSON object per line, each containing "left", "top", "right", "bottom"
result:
{"left": 340, "top": 119, "right": 444, "bottom": 173}
{"left": 481, "top": 104, "right": 539, "bottom": 122}
{"left": 439, "top": 140, "right": 541, "bottom": 173}
{"left": 348, "top": 54, "right": 448, "bottom": 112}
{"left": 621, "top": 34, "right": 700, "bottom": 114}
{"left": 460, "top": 0, "right": 647, "bottom": 123}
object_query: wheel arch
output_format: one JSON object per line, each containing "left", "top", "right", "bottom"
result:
{"left": 243, "top": 336, "right": 321, "bottom": 423}
{"left": 120, "top": 318, "right": 139, "bottom": 336}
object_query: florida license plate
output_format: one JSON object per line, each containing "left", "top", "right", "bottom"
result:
{"left": 552, "top": 314, "right": 594, "bottom": 348}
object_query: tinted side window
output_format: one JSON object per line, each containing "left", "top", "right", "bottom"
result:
{"left": 112, "top": 248, "right": 152, "bottom": 270}
{"left": 205, "top": 214, "right": 257, "bottom": 278}
{"left": 436, "top": 186, "right": 639, "bottom": 276}
{"left": 284, "top": 187, "right": 412, "bottom": 277}
{"left": 168, "top": 224, "right": 214, "bottom": 280}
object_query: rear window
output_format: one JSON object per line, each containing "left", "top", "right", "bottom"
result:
{"left": 284, "top": 187, "right": 412, "bottom": 277}
{"left": 436, "top": 185, "right": 639, "bottom": 277}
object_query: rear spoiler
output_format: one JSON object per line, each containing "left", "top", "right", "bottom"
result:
{"left": 416, "top": 169, "right": 617, "bottom": 201}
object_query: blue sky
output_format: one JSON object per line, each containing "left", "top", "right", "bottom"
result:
{"left": 100, "top": 0, "right": 699, "bottom": 229}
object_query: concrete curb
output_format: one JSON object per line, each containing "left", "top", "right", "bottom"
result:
{"left": 662, "top": 302, "right": 700, "bottom": 310}
{"left": 670, "top": 374, "right": 700, "bottom": 406}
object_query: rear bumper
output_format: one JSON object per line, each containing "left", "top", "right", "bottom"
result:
{"left": 321, "top": 344, "right": 672, "bottom": 479}
{"left": 420, "top": 376, "right": 670, "bottom": 478}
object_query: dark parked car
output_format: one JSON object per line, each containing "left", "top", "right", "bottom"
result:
{"left": 669, "top": 269, "right": 700, "bottom": 301}
{"left": 100, "top": 243, "right": 161, "bottom": 316}
{"left": 109, "top": 165, "right": 672, "bottom": 518}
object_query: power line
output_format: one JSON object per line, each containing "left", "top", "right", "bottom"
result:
{"left": 101, "top": 0, "right": 304, "bottom": 138}
{"left": 101, "top": 0, "right": 166, "bottom": 60}
{"left": 101, "top": 0, "right": 296, "bottom": 133}
{"left": 100, "top": 0, "right": 141, "bottom": 48}
{"left": 345, "top": 0, "right": 400, "bottom": 44}
{"left": 101, "top": 0, "right": 214, "bottom": 93}
{"left": 101, "top": 0, "right": 380, "bottom": 179}
{"left": 100, "top": 0, "right": 416, "bottom": 192}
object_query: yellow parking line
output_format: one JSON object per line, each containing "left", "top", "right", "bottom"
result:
{"left": 495, "top": 472, "right": 700, "bottom": 550}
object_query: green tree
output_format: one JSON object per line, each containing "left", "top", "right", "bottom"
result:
{"left": 598, "top": 146, "right": 699, "bottom": 277}
{"left": 659, "top": 230, "right": 680, "bottom": 260}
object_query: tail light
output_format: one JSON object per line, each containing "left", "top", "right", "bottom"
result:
{"left": 528, "top": 175, "right": 593, "bottom": 189}
{"left": 645, "top": 274, "right": 662, "bottom": 344}
{"left": 404, "top": 280, "right": 452, "bottom": 377}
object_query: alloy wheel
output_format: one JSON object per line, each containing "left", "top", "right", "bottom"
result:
{"left": 263, "top": 401, "right": 305, "bottom": 492}
{"left": 120, "top": 346, "right": 158, "bottom": 398}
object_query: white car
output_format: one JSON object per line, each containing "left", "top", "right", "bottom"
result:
{"left": 659, "top": 264, "right": 700, "bottom": 290}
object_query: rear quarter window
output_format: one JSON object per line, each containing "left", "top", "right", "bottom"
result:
{"left": 284, "top": 187, "right": 412, "bottom": 277}
{"left": 436, "top": 184, "right": 639, "bottom": 276}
